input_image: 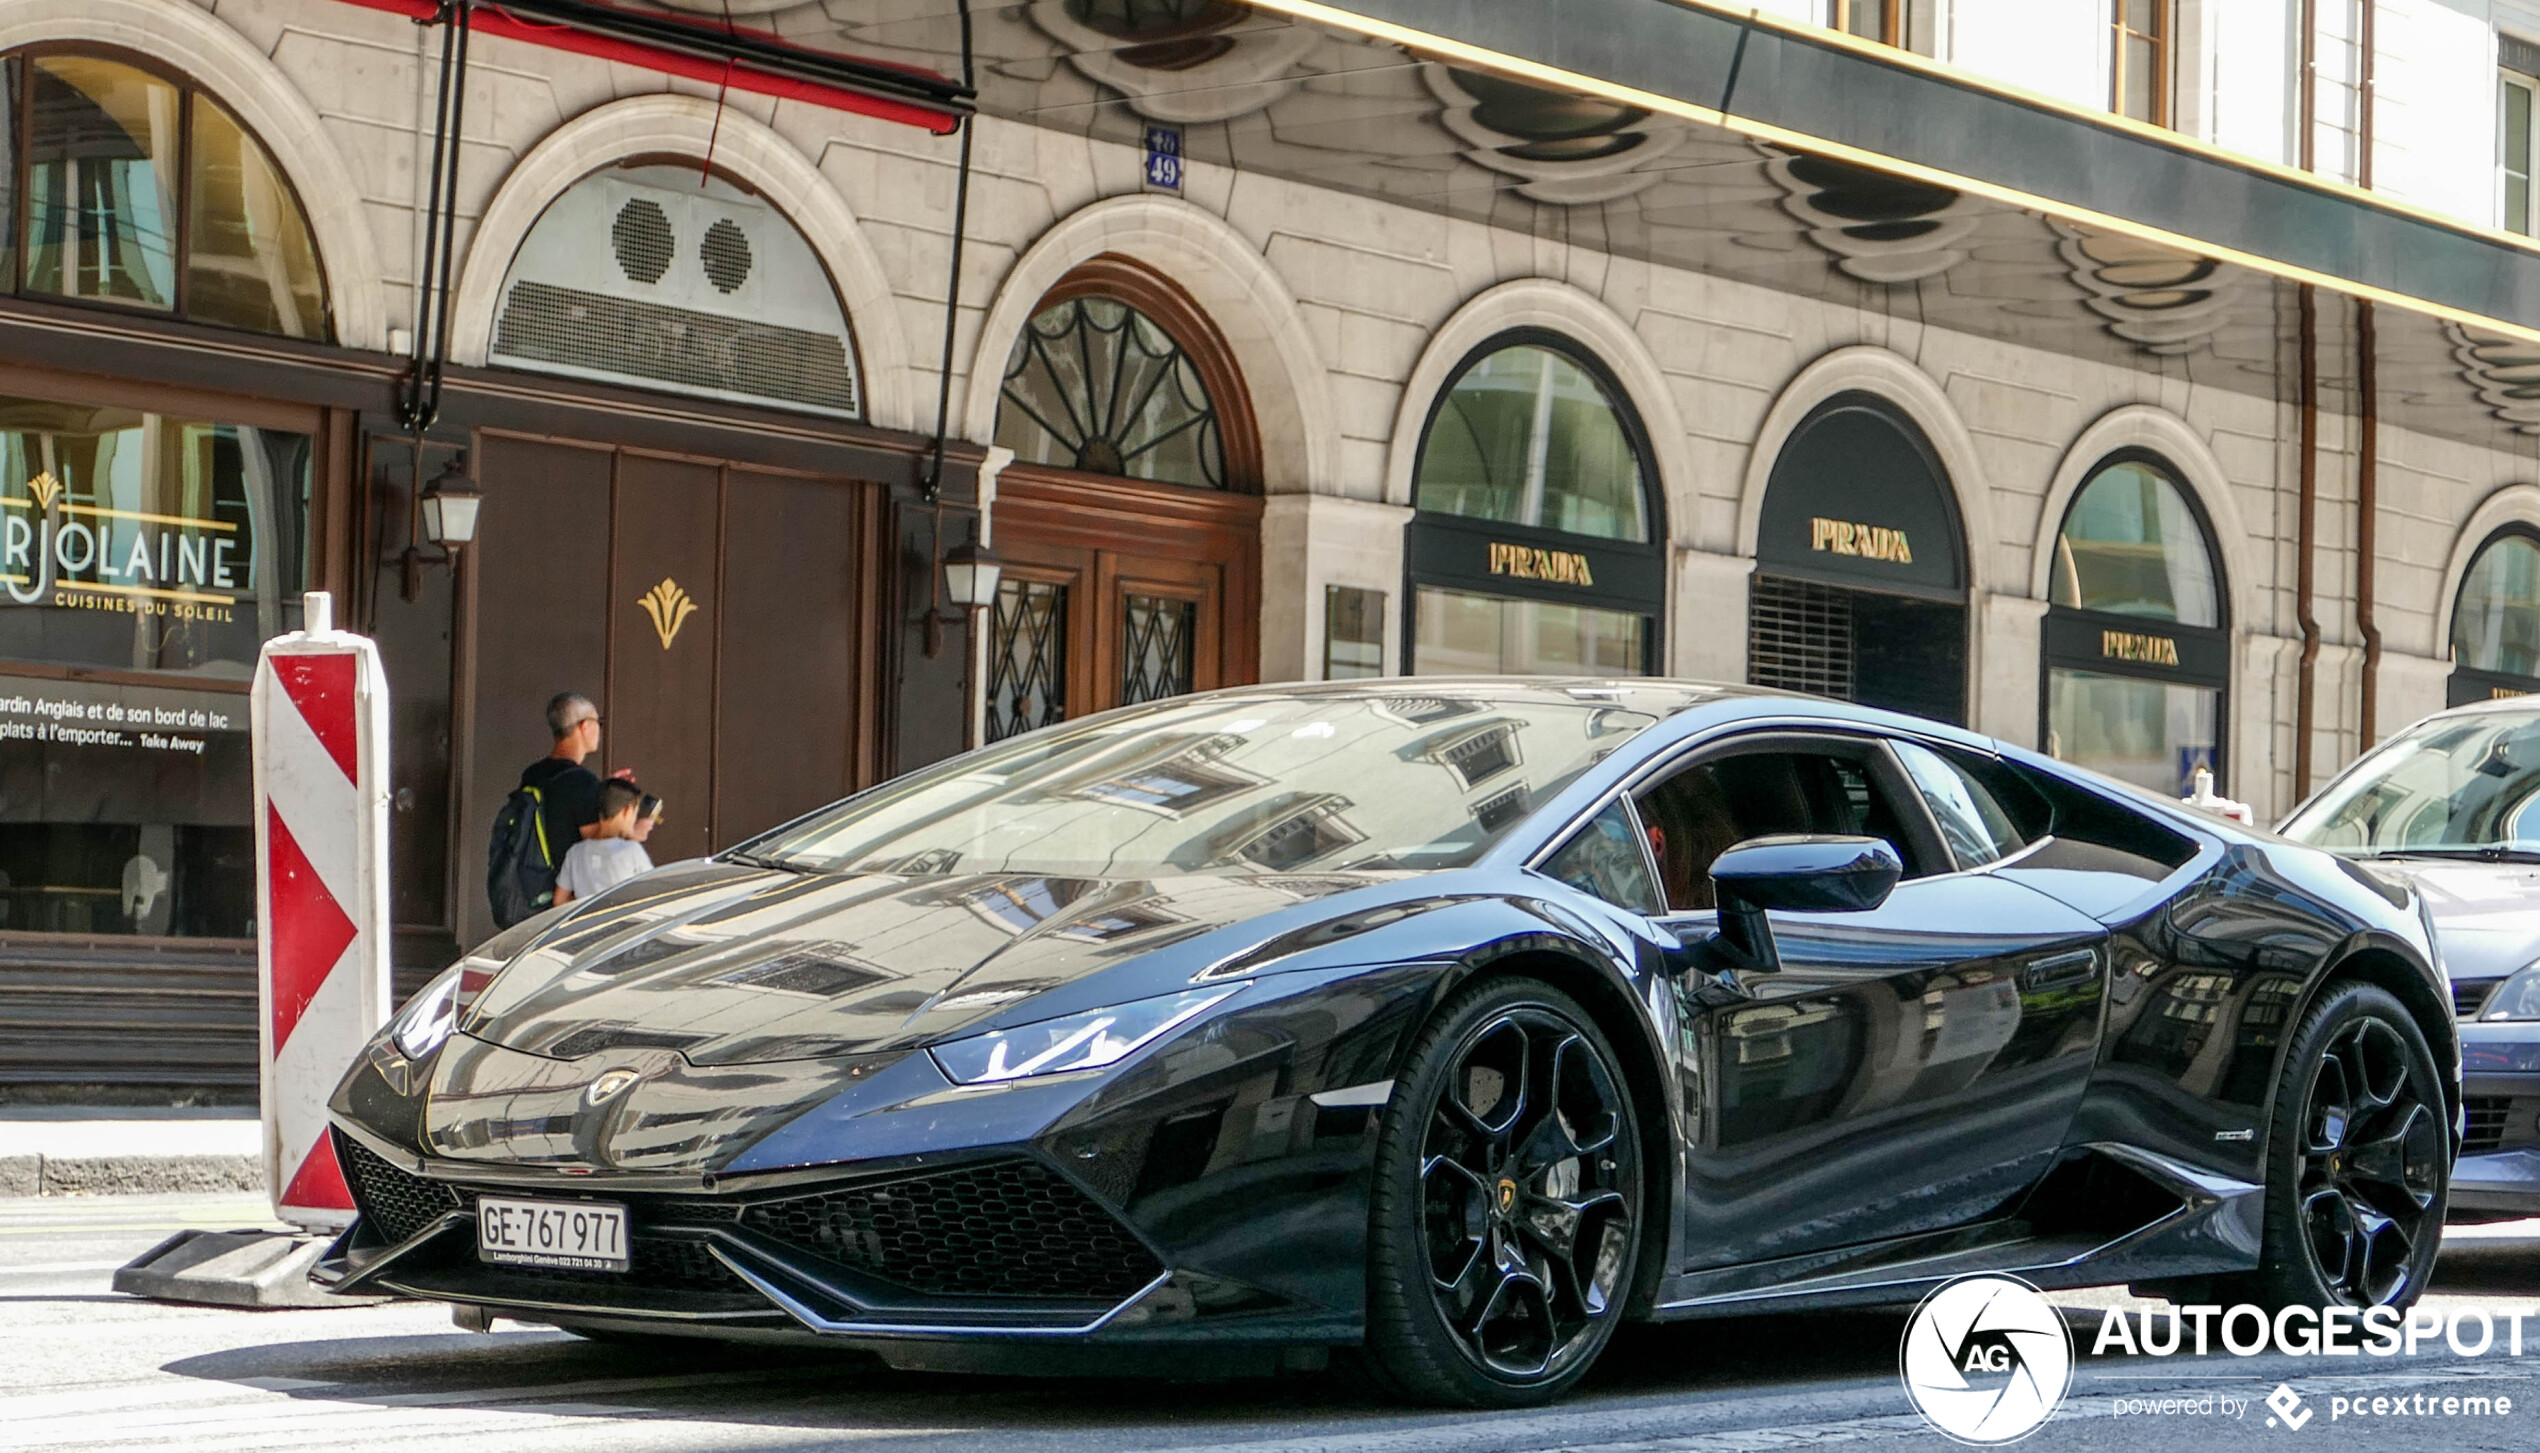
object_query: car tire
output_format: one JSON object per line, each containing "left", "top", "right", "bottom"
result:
{"left": 2225, "top": 981, "right": 2447, "bottom": 1314}
{"left": 1362, "top": 976, "right": 1644, "bottom": 1407}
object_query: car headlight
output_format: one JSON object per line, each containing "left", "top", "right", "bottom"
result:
{"left": 929, "top": 985, "right": 1245, "bottom": 1085}
{"left": 389, "top": 966, "right": 465, "bottom": 1061}
{"left": 2481, "top": 965, "right": 2540, "bottom": 1022}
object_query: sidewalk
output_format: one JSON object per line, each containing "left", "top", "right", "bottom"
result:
{"left": 0, "top": 1107, "right": 260, "bottom": 1197}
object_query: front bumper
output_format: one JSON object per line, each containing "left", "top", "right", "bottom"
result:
{"left": 315, "top": 1123, "right": 1358, "bottom": 1346}
{"left": 2452, "top": 1025, "right": 2540, "bottom": 1218}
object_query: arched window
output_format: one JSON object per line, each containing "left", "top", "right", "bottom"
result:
{"left": 2041, "top": 455, "right": 2228, "bottom": 794}
{"left": 1749, "top": 393, "right": 1967, "bottom": 723}
{"left": 2450, "top": 528, "right": 2540, "bottom": 704}
{"left": 996, "top": 296, "right": 1229, "bottom": 490}
{"left": 3, "top": 49, "right": 328, "bottom": 338}
{"left": 1406, "top": 333, "right": 1663, "bottom": 677}
{"left": 490, "top": 163, "right": 861, "bottom": 417}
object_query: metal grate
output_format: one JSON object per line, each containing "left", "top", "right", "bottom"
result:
{"left": 611, "top": 199, "right": 674, "bottom": 284}
{"left": 338, "top": 1132, "right": 462, "bottom": 1245}
{"left": 739, "top": 1158, "right": 1161, "bottom": 1301}
{"left": 987, "top": 578, "right": 1069, "bottom": 743}
{"left": 700, "top": 218, "right": 753, "bottom": 293}
{"left": 1121, "top": 593, "right": 1197, "bottom": 706}
{"left": 493, "top": 280, "right": 858, "bottom": 416}
{"left": 1748, "top": 573, "right": 1855, "bottom": 701}
{"left": 2464, "top": 1096, "right": 2514, "bottom": 1155}
{"left": 2453, "top": 978, "right": 2498, "bottom": 1019}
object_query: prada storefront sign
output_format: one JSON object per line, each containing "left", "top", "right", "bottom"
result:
{"left": 2042, "top": 610, "right": 2227, "bottom": 678}
{"left": 1409, "top": 526, "right": 1664, "bottom": 602}
{"left": 1755, "top": 397, "right": 1965, "bottom": 601}
{"left": 1486, "top": 540, "right": 1596, "bottom": 587}
{"left": 0, "top": 395, "right": 309, "bottom": 942}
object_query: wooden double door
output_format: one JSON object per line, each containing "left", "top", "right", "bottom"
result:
{"left": 987, "top": 472, "right": 1260, "bottom": 741}
{"left": 460, "top": 433, "right": 883, "bottom": 943}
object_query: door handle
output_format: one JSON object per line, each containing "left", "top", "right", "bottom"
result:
{"left": 2017, "top": 948, "right": 2099, "bottom": 993}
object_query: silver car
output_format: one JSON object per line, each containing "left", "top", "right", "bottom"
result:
{"left": 2281, "top": 698, "right": 2540, "bottom": 1221}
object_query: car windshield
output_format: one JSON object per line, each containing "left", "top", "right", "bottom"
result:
{"left": 737, "top": 684, "right": 1695, "bottom": 877}
{"left": 2281, "top": 708, "right": 2540, "bottom": 856}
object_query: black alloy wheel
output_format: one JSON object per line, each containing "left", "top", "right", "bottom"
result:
{"left": 2234, "top": 982, "right": 2446, "bottom": 1313}
{"left": 1364, "top": 977, "right": 1644, "bottom": 1406}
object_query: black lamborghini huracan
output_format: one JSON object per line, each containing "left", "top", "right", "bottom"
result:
{"left": 319, "top": 681, "right": 2457, "bottom": 1405}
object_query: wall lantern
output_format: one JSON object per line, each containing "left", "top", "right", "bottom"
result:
{"left": 923, "top": 527, "right": 1005, "bottom": 657}
{"left": 942, "top": 537, "right": 1003, "bottom": 610}
{"left": 421, "top": 455, "right": 482, "bottom": 548}
{"left": 401, "top": 451, "right": 481, "bottom": 601}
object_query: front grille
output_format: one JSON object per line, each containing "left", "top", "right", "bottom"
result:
{"left": 338, "top": 1132, "right": 461, "bottom": 1244}
{"left": 741, "top": 1159, "right": 1161, "bottom": 1302}
{"left": 2464, "top": 1096, "right": 2513, "bottom": 1155}
{"left": 2454, "top": 979, "right": 2499, "bottom": 1019}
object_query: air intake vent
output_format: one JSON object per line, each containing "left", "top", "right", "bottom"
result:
{"left": 701, "top": 218, "right": 752, "bottom": 293}
{"left": 493, "top": 165, "right": 860, "bottom": 418}
{"left": 612, "top": 199, "right": 674, "bottom": 283}
{"left": 739, "top": 1158, "right": 1161, "bottom": 1302}
{"left": 495, "top": 283, "right": 858, "bottom": 414}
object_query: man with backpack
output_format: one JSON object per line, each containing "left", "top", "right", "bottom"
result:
{"left": 487, "top": 692, "right": 605, "bottom": 928}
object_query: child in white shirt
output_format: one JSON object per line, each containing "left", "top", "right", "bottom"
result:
{"left": 555, "top": 779, "right": 660, "bottom": 904}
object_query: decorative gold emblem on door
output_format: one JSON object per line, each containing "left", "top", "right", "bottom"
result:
{"left": 22, "top": 471, "right": 59, "bottom": 511}
{"left": 636, "top": 577, "right": 698, "bottom": 650}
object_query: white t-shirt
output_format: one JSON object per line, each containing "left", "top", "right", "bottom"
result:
{"left": 559, "top": 837, "right": 652, "bottom": 900}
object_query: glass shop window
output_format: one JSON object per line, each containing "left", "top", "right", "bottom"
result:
{"left": 1406, "top": 335, "right": 1663, "bottom": 678}
{"left": 0, "top": 393, "right": 311, "bottom": 942}
{"left": 2041, "top": 457, "right": 2227, "bottom": 796}
{"left": 2450, "top": 530, "right": 2540, "bottom": 705}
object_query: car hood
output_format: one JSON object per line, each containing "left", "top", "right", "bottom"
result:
{"left": 2347, "top": 857, "right": 2540, "bottom": 981}
{"left": 454, "top": 857, "right": 1399, "bottom": 1068}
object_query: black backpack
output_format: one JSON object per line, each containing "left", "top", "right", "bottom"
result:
{"left": 487, "top": 784, "right": 557, "bottom": 928}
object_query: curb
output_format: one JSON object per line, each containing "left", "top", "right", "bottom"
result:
{"left": 0, "top": 1152, "right": 261, "bottom": 1197}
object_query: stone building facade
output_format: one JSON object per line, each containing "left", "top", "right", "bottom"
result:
{"left": 8, "top": 0, "right": 2540, "bottom": 1084}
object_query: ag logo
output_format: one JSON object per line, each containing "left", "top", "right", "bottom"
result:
{"left": 583, "top": 1067, "right": 642, "bottom": 1107}
{"left": 1899, "top": 1274, "right": 2073, "bottom": 1444}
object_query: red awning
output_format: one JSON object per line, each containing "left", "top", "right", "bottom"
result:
{"left": 329, "top": 0, "right": 968, "bottom": 134}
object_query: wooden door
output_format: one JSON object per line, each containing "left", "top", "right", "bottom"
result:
{"left": 986, "top": 472, "right": 1257, "bottom": 742}
{"left": 460, "top": 434, "right": 882, "bottom": 945}
{"left": 460, "top": 435, "right": 612, "bottom": 946}
{"left": 607, "top": 455, "right": 720, "bottom": 864}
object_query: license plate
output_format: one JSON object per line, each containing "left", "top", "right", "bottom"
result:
{"left": 476, "top": 1196, "right": 630, "bottom": 1272}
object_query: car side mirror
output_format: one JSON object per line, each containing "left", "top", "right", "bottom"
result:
{"left": 1708, "top": 835, "right": 1903, "bottom": 973}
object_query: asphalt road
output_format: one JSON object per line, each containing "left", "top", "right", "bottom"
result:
{"left": 8, "top": 1193, "right": 2540, "bottom": 1452}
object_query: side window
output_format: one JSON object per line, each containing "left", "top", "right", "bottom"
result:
{"left": 1893, "top": 740, "right": 2028, "bottom": 869}
{"left": 1633, "top": 746, "right": 1932, "bottom": 911}
{"left": 1542, "top": 802, "right": 1663, "bottom": 915}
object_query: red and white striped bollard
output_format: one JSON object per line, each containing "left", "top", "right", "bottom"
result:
{"left": 251, "top": 590, "right": 393, "bottom": 1231}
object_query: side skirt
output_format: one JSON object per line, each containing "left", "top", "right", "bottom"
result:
{"left": 1650, "top": 1143, "right": 2264, "bottom": 1320}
